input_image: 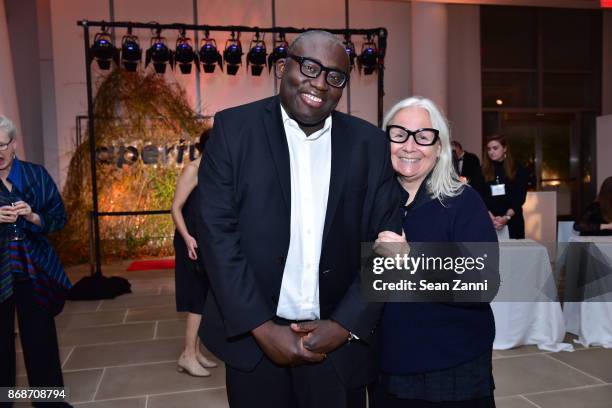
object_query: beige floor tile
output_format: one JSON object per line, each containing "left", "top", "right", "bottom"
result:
{"left": 524, "top": 384, "right": 612, "bottom": 408}
{"left": 98, "top": 294, "right": 175, "bottom": 311}
{"left": 493, "top": 354, "right": 600, "bottom": 397}
{"left": 159, "top": 284, "right": 176, "bottom": 295}
{"left": 63, "top": 300, "right": 103, "bottom": 314}
{"left": 58, "top": 322, "right": 155, "bottom": 347}
{"left": 55, "top": 310, "right": 126, "bottom": 329}
{"left": 125, "top": 305, "right": 186, "bottom": 322}
{"left": 63, "top": 338, "right": 184, "bottom": 370}
{"left": 121, "top": 269, "right": 174, "bottom": 280}
{"left": 547, "top": 348, "right": 612, "bottom": 382}
{"left": 148, "top": 387, "right": 228, "bottom": 408}
{"left": 156, "top": 319, "right": 185, "bottom": 338}
{"left": 495, "top": 396, "right": 539, "bottom": 408}
{"left": 15, "top": 369, "right": 103, "bottom": 404}
{"left": 495, "top": 345, "right": 548, "bottom": 358}
{"left": 16, "top": 347, "right": 73, "bottom": 377}
{"left": 73, "top": 397, "right": 146, "bottom": 408}
{"left": 95, "top": 361, "right": 225, "bottom": 400}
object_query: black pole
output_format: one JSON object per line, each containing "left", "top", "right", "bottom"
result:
{"left": 377, "top": 28, "right": 387, "bottom": 127}
{"left": 82, "top": 21, "right": 103, "bottom": 276}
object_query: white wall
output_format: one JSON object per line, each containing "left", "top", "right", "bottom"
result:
{"left": 596, "top": 115, "right": 612, "bottom": 191}
{"left": 0, "top": 0, "right": 24, "bottom": 159}
{"left": 602, "top": 10, "right": 612, "bottom": 116}
{"left": 447, "top": 4, "right": 482, "bottom": 160}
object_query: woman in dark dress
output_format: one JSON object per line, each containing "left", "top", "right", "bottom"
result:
{"left": 373, "top": 97, "right": 498, "bottom": 408}
{"left": 171, "top": 130, "right": 217, "bottom": 377}
{"left": 480, "top": 134, "right": 528, "bottom": 239}
{"left": 573, "top": 176, "right": 612, "bottom": 236}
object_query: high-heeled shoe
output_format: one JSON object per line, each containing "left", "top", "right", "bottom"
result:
{"left": 177, "top": 353, "right": 211, "bottom": 377}
{"left": 196, "top": 353, "right": 218, "bottom": 368}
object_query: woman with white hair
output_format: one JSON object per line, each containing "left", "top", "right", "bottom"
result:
{"left": 372, "top": 97, "right": 498, "bottom": 407}
{"left": 0, "top": 115, "right": 72, "bottom": 407}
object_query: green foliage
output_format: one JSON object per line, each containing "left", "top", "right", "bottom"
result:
{"left": 53, "top": 69, "right": 208, "bottom": 264}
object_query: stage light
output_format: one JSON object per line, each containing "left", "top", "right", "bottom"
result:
{"left": 267, "top": 32, "right": 288, "bottom": 73}
{"left": 91, "top": 25, "right": 118, "bottom": 70}
{"left": 120, "top": 26, "right": 141, "bottom": 72}
{"left": 343, "top": 35, "right": 357, "bottom": 72}
{"left": 247, "top": 32, "right": 267, "bottom": 76}
{"left": 223, "top": 32, "right": 243, "bottom": 75}
{"left": 175, "top": 28, "right": 198, "bottom": 74}
{"left": 145, "top": 27, "right": 173, "bottom": 74}
{"left": 358, "top": 35, "right": 378, "bottom": 75}
{"left": 199, "top": 31, "right": 223, "bottom": 73}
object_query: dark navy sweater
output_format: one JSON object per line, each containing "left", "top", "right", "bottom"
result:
{"left": 380, "top": 181, "right": 498, "bottom": 375}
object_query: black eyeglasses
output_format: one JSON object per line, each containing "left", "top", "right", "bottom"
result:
{"left": 0, "top": 139, "right": 14, "bottom": 151}
{"left": 288, "top": 54, "right": 349, "bottom": 88}
{"left": 386, "top": 126, "right": 440, "bottom": 146}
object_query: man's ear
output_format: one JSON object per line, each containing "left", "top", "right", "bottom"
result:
{"left": 275, "top": 58, "right": 286, "bottom": 79}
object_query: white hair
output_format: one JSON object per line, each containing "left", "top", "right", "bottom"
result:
{"left": 0, "top": 116, "right": 17, "bottom": 141}
{"left": 382, "top": 96, "right": 464, "bottom": 202}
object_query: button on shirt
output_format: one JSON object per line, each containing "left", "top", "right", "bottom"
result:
{"left": 276, "top": 105, "right": 332, "bottom": 320}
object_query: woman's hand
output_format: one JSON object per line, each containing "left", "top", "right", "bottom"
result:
{"left": 374, "top": 230, "right": 410, "bottom": 258}
{"left": 492, "top": 216, "right": 508, "bottom": 231}
{"left": 0, "top": 205, "right": 17, "bottom": 224}
{"left": 12, "top": 201, "right": 41, "bottom": 226}
{"left": 601, "top": 223, "right": 612, "bottom": 231}
{"left": 183, "top": 234, "right": 199, "bottom": 260}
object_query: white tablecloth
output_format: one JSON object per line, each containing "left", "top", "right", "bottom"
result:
{"left": 492, "top": 239, "right": 572, "bottom": 352}
{"left": 563, "top": 236, "right": 612, "bottom": 348}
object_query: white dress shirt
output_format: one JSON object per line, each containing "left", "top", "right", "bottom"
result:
{"left": 276, "top": 105, "right": 332, "bottom": 320}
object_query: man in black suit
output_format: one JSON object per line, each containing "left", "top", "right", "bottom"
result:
{"left": 196, "top": 31, "right": 402, "bottom": 408}
{"left": 452, "top": 140, "right": 485, "bottom": 192}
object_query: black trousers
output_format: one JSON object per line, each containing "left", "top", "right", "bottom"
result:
{"left": 0, "top": 279, "right": 67, "bottom": 408}
{"left": 226, "top": 354, "right": 366, "bottom": 408}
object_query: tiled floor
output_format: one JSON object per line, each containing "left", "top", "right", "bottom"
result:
{"left": 13, "top": 261, "right": 612, "bottom": 407}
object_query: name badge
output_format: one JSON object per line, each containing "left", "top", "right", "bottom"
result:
{"left": 491, "top": 184, "right": 506, "bottom": 196}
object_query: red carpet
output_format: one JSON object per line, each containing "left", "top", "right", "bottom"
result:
{"left": 127, "top": 258, "right": 175, "bottom": 271}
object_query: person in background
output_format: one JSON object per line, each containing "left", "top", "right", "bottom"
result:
{"left": 373, "top": 97, "right": 497, "bottom": 408}
{"left": 573, "top": 176, "right": 612, "bottom": 236}
{"left": 480, "top": 134, "right": 528, "bottom": 239}
{"left": 0, "top": 115, "right": 72, "bottom": 407}
{"left": 171, "top": 129, "right": 217, "bottom": 377}
{"left": 451, "top": 140, "right": 484, "bottom": 192}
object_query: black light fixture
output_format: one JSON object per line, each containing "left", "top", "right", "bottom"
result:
{"left": 343, "top": 34, "right": 357, "bottom": 72}
{"left": 223, "top": 31, "right": 243, "bottom": 75}
{"left": 246, "top": 31, "right": 267, "bottom": 76}
{"left": 145, "top": 27, "right": 173, "bottom": 74}
{"left": 199, "top": 30, "right": 223, "bottom": 73}
{"left": 358, "top": 35, "right": 379, "bottom": 75}
{"left": 120, "top": 25, "right": 141, "bottom": 72}
{"left": 267, "top": 32, "right": 288, "bottom": 73}
{"left": 175, "top": 28, "right": 198, "bottom": 74}
{"left": 91, "top": 24, "right": 118, "bottom": 70}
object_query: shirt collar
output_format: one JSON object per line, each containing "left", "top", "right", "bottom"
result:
{"left": 402, "top": 172, "right": 435, "bottom": 212}
{"left": 280, "top": 103, "right": 332, "bottom": 141}
{"left": 7, "top": 158, "right": 23, "bottom": 194}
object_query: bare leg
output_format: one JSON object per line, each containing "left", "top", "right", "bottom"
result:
{"left": 177, "top": 313, "right": 210, "bottom": 376}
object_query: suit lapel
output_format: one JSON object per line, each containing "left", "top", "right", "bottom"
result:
{"left": 263, "top": 97, "right": 291, "bottom": 211}
{"left": 322, "top": 112, "right": 351, "bottom": 246}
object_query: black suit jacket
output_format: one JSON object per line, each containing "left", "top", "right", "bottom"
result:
{"left": 196, "top": 96, "right": 402, "bottom": 387}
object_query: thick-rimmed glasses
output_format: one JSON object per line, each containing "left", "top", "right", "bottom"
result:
{"left": 288, "top": 54, "right": 349, "bottom": 88}
{"left": 386, "top": 126, "right": 440, "bottom": 146}
{"left": 0, "top": 139, "right": 14, "bottom": 151}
